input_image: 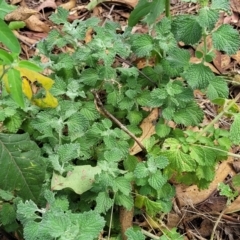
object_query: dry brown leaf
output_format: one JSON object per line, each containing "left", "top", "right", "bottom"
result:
{"left": 4, "top": 6, "right": 37, "bottom": 21}
{"left": 10, "top": 0, "right": 22, "bottom": 5}
{"left": 231, "top": 50, "right": 240, "bottom": 63}
{"left": 129, "top": 108, "right": 158, "bottom": 155}
{"left": 13, "top": 30, "right": 38, "bottom": 45}
{"left": 213, "top": 51, "right": 231, "bottom": 73}
{"left": 84, "top": 28, "right": 93, "bottom": 43}
{"left": 231, "top": 0, "right": 240, "bottom": 13}
{"left": 25, "top": 15, "right": 50, "bottom": 33}
{"left": 176, "top": 156, "right": 234, "bottom": 207}
{"left": 59, "top": 0, "right": 76, "bottom": 10}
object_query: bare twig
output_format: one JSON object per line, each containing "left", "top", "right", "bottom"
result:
{"left": 91, "top": 89, "right": 146, "bottom": 152}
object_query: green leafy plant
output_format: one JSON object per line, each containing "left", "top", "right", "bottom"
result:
{"left": 1, "top": 0, "right": 240, "bottom": 239}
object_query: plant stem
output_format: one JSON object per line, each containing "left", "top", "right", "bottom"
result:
{"left": 165, "top": 0, "right": 171, "bottom": 18}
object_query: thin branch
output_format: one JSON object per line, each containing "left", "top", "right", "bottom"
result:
{"left": 91, "top": 89, "right": 146, "bottom": 152}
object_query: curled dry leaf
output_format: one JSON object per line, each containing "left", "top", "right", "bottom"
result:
{"left": 129, "top": 108, "right": 159, "bottom": 155}
{"left": 10, "top": 0, "right": 22, "bottom": 5}
{"left": 25, "top": 15, "right": 50, "bottom": 32}
{"left": 213, "top": 51, "right": 231, "bottom": 73}
{"left": 35, "top": 0, "right": 57, "bottom": 12}
{"left": 4, "top": 6, "right": 37, "bottom": 21}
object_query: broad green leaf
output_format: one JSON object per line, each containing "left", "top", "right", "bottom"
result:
{"left": 125, "top": 227, "right": 145, "bottom": 240}
{"left": 18, "top": 60, "right": 43, "bottom": 72}
{"left": 0, "top": 189, "right": 14, "bottom": 201}
{"left": 172, "top": 15, "right": 202, "bottom": 45}
{"left": 190, "top": 146, "right": 216, "bottom": 166}
{"left": 155, "top": 122, "right": 171, "bottom": 138}
{"left": 95, "top": 192, "right": 114, "bottom": 213}
{"left": 77, "top": 211, "right": 105, "bottom": 239}
{"left": 162, "top": 138, "right": 196, "bottom": 172}
{"left": 196, "top": 165, "right": 215, "bottom": 181}
{"left": 212, "top": 24, "right": 240, "bottom": 55}
{"left": 0, "top": 203, "right": 16, "bottom": 225}
{"left": 80, "top": 68, "right": 99, "bottom": 86}
{"left": 148, "top": 172, "right": 167, "bottom": 190}
{"left": 127, "top": 111, "right": 143, "bottom": 125}
{"left": 51, "top": 165, "right": 101, "bottom": 194}
{"left": 183, "top": 63, "right": 214, "bottom": 89}
{"left": 0, "top": 49, "right": 14, "bottom": 64}
{"left": 0, "top": 0, "right": 16, "bottom": 20}
{"left": 0, "top": 19, "right": 20, "bottom": 54}
{"left": 7, "top": 68, "right": 25, "bottom": 107}
{"left": 173, "top": 101, "right": 203, "bottom": 126}
{"left": 4, "top": 112, "right": 22, "bottom": 133}
{"left": 57, "top": 143, "right": 80, "bottom": 163}
{"left": 230, "top": 113, "right": 240, "bottom": 144}
{"left": 197, "top": 8, "right": 219, "bottom": 30}
{"left": 211, "top": 0, "right": 230, "bottom": 11}
{"left": 206, "top": 76, "right": 228, "bottom": 100}
{"left": 134, "top": 162, "right": 149, "bottom": 178}
{"left": 130, "top": 34, "right": 153, "bottom": 57}
{"left": 0, "top": 133, "right": 46, "bottom": 202}
{"left": 115, "top": 177, "right": 132, "bottom": 195}
{"left": 115, "top": 192, "right": 134, "bottom": 210}
{"left": 145, "top": 198, "right": 163, "bottom": 216}
{"left": 49, "top": 7, "right": 69, "bottom": 24}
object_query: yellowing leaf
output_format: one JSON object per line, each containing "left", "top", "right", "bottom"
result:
{"left": 33, "top": 91, "right": 58, "bottom": 108}
{"left": 22, "top": 78, "right": 33, "bottom": 99}
{"left": 16, "top": 67, "right": 54, "bottom": 90}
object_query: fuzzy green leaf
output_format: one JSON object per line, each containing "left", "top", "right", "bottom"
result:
{"left": 127, "top": 111, "right": 143, "bottom": 125}
{"left": 230, "top": 114, "right": 240, "bottom": 144}
{"left": 162, "top": 138, "right": 196, "bottom": 172}
{"left": 49, "top": 7, "right": 69, "bottom": 24}
{"left": 190, "top": 146, "right": 216, "bottom": 166}
{"left": 134, "top": 162, "right": 149, "bottom": 178}
{"left": 80, "top": 68, "right": 99, "bottom": 86}
{"left": 115, "top": 177, "right": 132, "bottom": 195}
{"left": 145, "top": 198, "right": 163, "bottom": 216}
{"left": 198, "top": 8, "right": 219, "bottom": 30}
{"left": 211, "top": 0, "right": 230, "bottom": 11}
{"left": 148, "top": 172, "right": 167, "bottom": 190}
{"left": 115, "top": 192, "right": 133, "bottom": 210}
{"left": 125, "top": 227, "right": 145, "bottom": 240}
{"left": 0, "top": 189, "right": 14, "bottom": 201}
{"left": 4, "top": 112, "right": 22, "bottom": 133}
{"left": 95, "top": 192, "right": 114, "bottom": 214}
{"left": 155, "top": 122, "right": 171, "bottom": 138}
{"left": 0, "top": 203, "right": 16, "bottom": 225}
{"left": 212, "top": 24, "right": 240, "bottom": 55}
{"left": 206, "top": 77, "right": 228, "bottom": 100}
{"left": 57, "top": 143, "right": 80, "bottom": 163}
{"left": 0, "top": 133, "right": 45, "bottom": 202}
{"left": 130, "top": 34, "right": 153, "bottom": 57}
{"left": 183, "top": 63, "right": 214, "bottom": 89}
{"left": 172, "top": 15, "right": 202, "bottom": 45}
{"left": 174, "top": 101, "right": 203, "bottom": 126}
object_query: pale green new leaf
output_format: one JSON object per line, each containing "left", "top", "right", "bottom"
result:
{"left": 230, "top": 113, "right": 240, "bottom": 144}
{"left": 172, "top": 15, "right": 202, "bottom": 45}
{"left": 51, "top": 165, "right": 101, "bottom": 194}
{"left": 212, "top": 24, "right": 240, "bottom": 55}
{"left": 104, "top": 149, "right": 123, "bottom": 162}
{"left": 95, "top": 192, "right": 114, "bottom": 213}
{"left": 125, "top": 227, "right": 145, "bottom": 240}
{"left": 80, "top": 68, "right": 99, "bottom": 86}
{"left": 130, "top": 34, "right": 153, "bottom": 57}
{"left": 183, "top": 63, "right": 214, "bottom": 89}
{"left": 211, "top": 0, "right": 230, "bottom": 11}
{"left": 0, "top": 133, "right": 45, "bottom": 202}
{"left": 0, "top": 189, "right": 14, "bottom": 201}
{"left": 198, "top": 8, "right": 219, "bottom": 30}
{"left": 0, "top": 0, "right": 16, "bottom": 19}
{"left": 206, "top": 76, "right": 228, "bottom": 100}
{"left": 162, "top": 138, "right": 196, "bottom": 172}
{"left": 153, "top": 155, "right": 169, "bottom": 169}
{"left": 148, "top": 172, "right": 167, "bottom": 190}
{"left": 145, "top": 198, "right": 163, "bottom": 216}
{"left": 190, "top": 146, "right": 216, "bottom": 166}
{"left": 173, "top": 101, "right": 204, "bottom": 126}
{"left": 17, "top": 200, "right": 39, "bottom": 223}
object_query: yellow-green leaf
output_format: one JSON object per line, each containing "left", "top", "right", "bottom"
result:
{"left": 33, "top": 91, "right": 58, "bottom": 108}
